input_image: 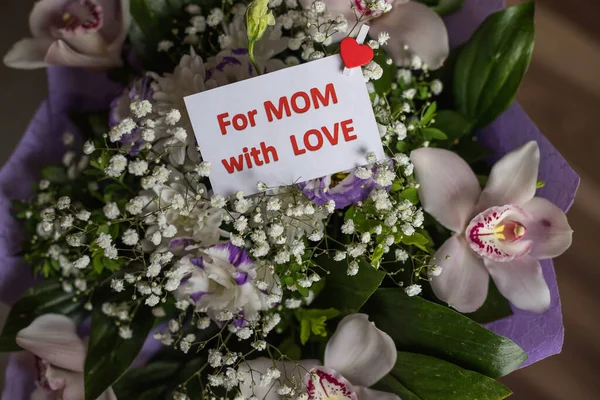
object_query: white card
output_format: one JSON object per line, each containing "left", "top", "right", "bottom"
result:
{"left": 184, "top": 55, "right": 385, "bottom": 196}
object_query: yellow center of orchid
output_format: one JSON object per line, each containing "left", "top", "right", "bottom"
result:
{"left": 494, "top": 221, "right": 526, "bottom": 242}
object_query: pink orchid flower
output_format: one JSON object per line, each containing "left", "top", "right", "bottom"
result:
{"left": 15, "top": 314, "right": 116, "bottom": 400}
{"left": 319, "top": 0, "right": 449, "bottom": 69}
{"left": 3, "top": 0, "right": 130, "bottom": 70}
{"left": 411, "top": 141, "right": 573, "bottom": 313}
{"left": 240, "top": 314, "right": 399, "bottom": 400}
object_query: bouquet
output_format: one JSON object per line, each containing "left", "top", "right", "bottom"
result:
{"left": 0, "top": 0, "right": 578, "bottom": 399}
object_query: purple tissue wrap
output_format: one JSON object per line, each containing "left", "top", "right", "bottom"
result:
{"left": 445, "top": 0, "right": 579, "bottom": 367}
{"left": 0, "top": 0, "right": 579, "bottom": 397}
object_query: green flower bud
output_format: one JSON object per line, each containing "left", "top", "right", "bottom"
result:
{"left": 246, "top": 0, "right": 276, "bottom": 43}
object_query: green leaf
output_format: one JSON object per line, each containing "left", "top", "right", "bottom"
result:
{"left": 41, "top": 165, "right": 68, "bottom": 184}
{"left": 421, "top": 127, "right": 448, "bottom": 141}
{"left": 364, "top": 288, "right": 527, "bottom": 378}
{"left": 431, "top": 0, "right": 465, "bottom": 16}
{"left": 400, "top": 233, "right": 429, "bottom": 251}
{"left": 399, "top": 188, "right": 419, "bottom": 205}
{"left": 431, "top": 110, "right": 473, "bottom": 141}
{"left": 421, "top": 102, "right": 437, "bottom": 126}
{"left": 278, "top": 336, "right": 302, "bottom": 360}
{"left": 295, "top": 308, "right": 341, "bottom": 345}
{"left": 453, "top": 2, "right": 535, "bottom": 128}
{"left": 113, "top": 361, "right": 177, "bottom": 399}
{"left": 377, "top": 352, "right": 512, "bottom": 400}
{"left": 373, "top": 50, "right": 397, "bottom": 94}
{"left": 0, "top": 281, "right": 84, "bottom": 352}
{"left": 313, "top": 257, "right": 385, "bottom": 316}
{"left": 464, "top": 280, "right": 513, "bottom": 324}
{"left": 536, "top": 180, "right": 545, "bottom": 189}
{"left": 375, "top": 374, "right": 422, "bottom": 400}
{"left": 70, "top": 112, "right": 109, "bottom": 139}
{"left": 84, "top": 305, "right": 155, "bottom": 400}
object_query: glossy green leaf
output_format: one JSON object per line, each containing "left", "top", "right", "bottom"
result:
{"left": 431, "top": 109, "right": 473, "bottom": 140}
{"left": 84, "top": 305, "right": 155, "bottom": 400}
{"left": 364, "top": 288, "right": 527, "bottom": 378}
{"left": 0, "top": 281, "right": 84, "bottom": 352}
{"left": 422, "top": 127, "right": 448, "bottom": 141}
{"left": 313, "top": 257, "right": 385, "bottom": 316}
{"left": 113, "top": 361, "right": 177, "bottom": 399}
{"left": 400, "top": 188, "right": 419, "bottom": 205}
{"left": 453, "top": 2, "right": 535, "bottom": 128}
{"left": 377, "top": 352, "right": 512, "bottom": 400}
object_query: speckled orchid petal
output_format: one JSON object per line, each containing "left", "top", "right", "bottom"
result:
{"left": 411, "top": 147, "right": 481, "bottom": 232}
{"left": 431, "top": 235, "right": 489, "bottom": 313}
{"left": 485, "top": 256, "right": 551, "bottom": 313}
{"left": 465, "top": 205, "right": 533, "bottom": 262}
{"left": 355, "top": 386, "right": 401, "bottom": 400}
{"left": 521, "top": 197, "right": 573, "bottom": 259}
{"left": 239, "top": 357, "right": 320, "bottom": 400}
{"left": 477, "top": 141, "right": 540, "bottom": 211}
{"left": 324, "top": 314, "right": 396, "bottom": 387}
{"left": 305, "top": 367, "right": 358, "bottom": 400}
{"left": 16, "top": 314, "right": 86, "bottom": 372}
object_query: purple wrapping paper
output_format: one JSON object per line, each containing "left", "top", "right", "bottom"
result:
{"left": 445, "top": 0, "right": 580, "bottom": 367}
{"left": 0, "top": 0, "right": 580, "bottom": 397}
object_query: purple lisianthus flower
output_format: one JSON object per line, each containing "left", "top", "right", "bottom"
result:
{"left": 300, "top": 163, "right": 392, "bottom": 210}
{"left": 174, "top": 242, "right": 281, "bottom": 324}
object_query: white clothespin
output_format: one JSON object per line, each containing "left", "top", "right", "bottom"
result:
{"left": 343, "top": 24, "right": 370, "bottom": 76}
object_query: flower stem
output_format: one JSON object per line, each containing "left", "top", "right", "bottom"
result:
{"left": 248, "top": 41, "right": 262, "bottom": 76}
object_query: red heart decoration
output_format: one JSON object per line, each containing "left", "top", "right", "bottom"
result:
{"left": 340, "top": 37, "right": 374, "bottom": 69}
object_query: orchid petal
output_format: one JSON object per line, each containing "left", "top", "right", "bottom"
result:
{"left": 477, "top": 141, "right": 540, "bottom": 210}
{"left": 45, "top": 39, "right": 121, "bottom": 68}
{"left": 485, "top": 256, "right": 551, "bottom": 313}
{"left": 369, "top": 1, "right": 449, "bottom": 69}
{"left": 305, "top": 367, "right": 358, "bottom": 400}
{"left": 62, "top": 32, "right": 109, "bottom": 57}
{"left": 411, "top": 148, "right": 481, "bottom": 232}
{"left": 16, "top": 314, "right": 86, "bottom": 372}
{"left": 239, "top": 357, "right": 320, "bottom": 400}
{"left": 30, "top": 388, "right": 57, "bottom": 400}
{"left": 324, "top": 313, "right": 396, "bottom": 387}
{"left": 431, "top": 235, "right": 489, "bottom": 313}
{"left": 3, "top": 38, "right": 53, "bottom": 69}
{"left": 45, "top": 364, "right": 83, "bottom": 399}
{"left": 29, "top": 0, "right": 71, "bottom": 37}
{"left": 521, "top": 197, "right": 573, "bottom": 259}
{"left": 355, "top": 386, "right": 401, "bottom": 400}
{"left": 465, "top": 205, "right": 533, "bottom": 262}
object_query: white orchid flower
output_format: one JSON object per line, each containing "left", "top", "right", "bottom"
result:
{"left": 15, "top": 314, "right": 117, "bottom": 400}
{"left": 411, "top": 141, "right": 573, "bottom": 313}
{"left": 318, "top": 0, "right": 449, "bottom": 69}
{"left": 4, "top": 0, "right": 130, "bottom": 69}
{"left": 240, "top": 314, "right": 399, "bottom": 400}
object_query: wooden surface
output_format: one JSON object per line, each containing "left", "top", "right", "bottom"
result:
{"left": 502, "top": 1, "right": 600, "bottom": 399}
{"left": 0, "top": 0, "right": 599, "bottom": 398}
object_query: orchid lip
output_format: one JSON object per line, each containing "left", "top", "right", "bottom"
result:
{"left": 305, "top": 367, "right": 358, "bottom": 400}
{"left": 465, "top": 205, "right": 532, "bottom": 262}
{"left": 59, "top": 0, "right": 103, "bottom": 34}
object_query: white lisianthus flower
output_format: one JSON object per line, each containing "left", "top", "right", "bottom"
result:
{"left": 175, "top": 243, "right": 280, "bottom": 324}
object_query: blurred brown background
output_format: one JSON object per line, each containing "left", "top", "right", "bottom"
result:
{"left": 0, "top": 0, "right": 598, "bottom": 398}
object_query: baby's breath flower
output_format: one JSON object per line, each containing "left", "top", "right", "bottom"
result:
{"left": 119, "top": 326, "right": 133, "bottom": 339}
{"left": 73, "top": 255, "right": 90, "bottom": 269}
{"left": 405, "top": 284, "right": 422, "bottom": 297}
{"left": 103, "top": 202, "right": 120, "bottom": 220}
{"left": 145, "top": 294, "right": 160, "bottom": 307}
